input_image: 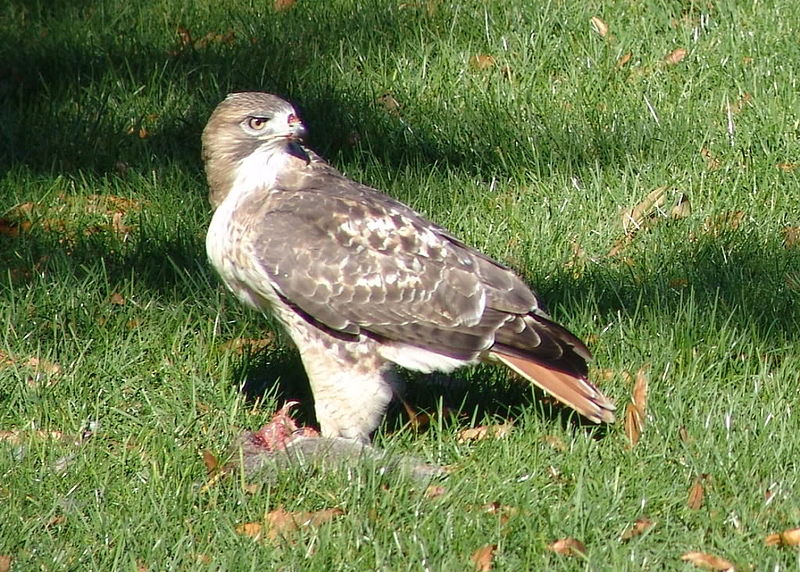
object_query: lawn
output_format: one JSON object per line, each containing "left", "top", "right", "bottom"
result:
{"left": 1, "top": 0, "right": 800, "bottom": 569}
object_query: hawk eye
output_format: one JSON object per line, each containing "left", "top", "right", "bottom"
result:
{"left": 247, "top": 116, "right": 269, "bottom": 130}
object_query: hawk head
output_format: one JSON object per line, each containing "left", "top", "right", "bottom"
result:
{"left": 202, "top": 92, "right": 307, "bottom": 209}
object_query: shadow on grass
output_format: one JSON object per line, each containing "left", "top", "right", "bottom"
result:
{"left": 1, "top": 0, "right": 682, "bottom": 181}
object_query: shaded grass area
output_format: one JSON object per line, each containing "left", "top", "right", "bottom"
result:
{"left": 1, "top": 0, "right": 800, "bottom": 568}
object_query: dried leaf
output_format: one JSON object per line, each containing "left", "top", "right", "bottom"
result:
{"left": 457, "top": 421, "right": 513, "bottom": 443}
{"left": 669, "top": 278, "right": 688, "bottom": 289}
{"left": 765, "top": 527, "right": 800, "bottom": 547}
{"left": 424, "top": 485, "right": 447, "bottom": 499}
{"left": 777, "top": 163, "right": 798, "bottom": 172}
{"left": 0, "top": 218, "right": 31, "bottom": 236}
{"left": 110, "top": 212, "right": 134, "bottom": 239}
{"left": 399, "top": 397, "right": 432, "bottom": 431}
{"left": 274, "top": 0, "right": 296, "bottom": 10}
{"left": 175, "top": 26, "right": 193, "bottom": 49}
{"left": 632, "top": 366, "right": 648, "bottom": 415}
{"left": 201, "top": 449, "right": 220, "bottom": 474}
{"left": 266, "top": 507, "right": 344, "bottom": 542}
{"left": 219, "top": 336, "right": 274, "bottom": 354}
{"left": 783, "top": 227, "right": 800, "bottom": 248}
{"left": 542, "top": 434, "right": 567, "bottom": 452}
{"left": 548, "top": 537, "right": 587, "bottom": 557}
{"left": 0, "top": 430, "right": 70, "bottom": 445}
{"left": 728, "top": 92, "right": 752, "bottom": 114}
{"left": 687, "top": 475, "right": 708, "bottom": 510}
{"left": 45, "top": 514, "right": 66, "bottom": 529}
{"left": 671, "top": 194, "right": 692, "bottom": 219}
{"left": 624, "top": 365, "right": 648, "bottom": 447}
{"left": 242, "top": 482, "right": 262, "bottom": 495}
{"left": 469, "top": 54, "right": 496, "bottom": 70}
{"left": 678, "top": 426, "right": 692, "bottom": 443}
{"left": 624, "top": 403, "right": 644, "bottom": 447}
{"left": 235, "top": 521, "right": 263, "bottom": 540}
{"left": 701, "top": 147, "right": 721, "bottom": 170}
{"left": 616, "top": 52, "right": 632, "bottom": 69}
{"left": 109, "top": 292, "right": 125, "bottom": 306}
{"left": 702, "top": 211, "right": 744, "bottom": 236}
{"left": 620, "top": 517, "right": 654, "bottom": 541}
{"left": 0, "top": 555, "right": 10, "bottom": 572}
{"left": 471, "top": 544, "right": 497, "bottom": 571}
{"left": 621, "top": 187, "right": 667, "bottom": 233}
{"left": 680, "top": 551, "right": 735, "bottom": 570}
{"left": 590, "top": 16, "right": 609, "bottom": 37}
{"left": 665, "top": 47, "right": 687, "bottom": 65}
{"left": 377, "top": 93, "right": 401, "bottom": 116}
{"left": 481, "top": 501, "right": 519, "bottom": 525}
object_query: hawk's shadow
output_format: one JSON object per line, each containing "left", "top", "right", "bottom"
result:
{"left": 234, "top": 345, "right": 607, "bottom": 438}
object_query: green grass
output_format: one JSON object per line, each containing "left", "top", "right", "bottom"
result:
{"left": 2, "top": 0, "right": 800, "bottom": 568}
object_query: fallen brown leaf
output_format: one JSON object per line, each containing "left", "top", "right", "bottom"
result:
{"left": 624, "top": 365, "right": 648, "bottom": 447}
{"left": 616, "top": 52, "right": 632, "bottom": 69}
{"left": 0, "top": 555, "right": 10, "bottom": 572}
{"left": 632, "top": 366, "right": 648, "bottom": 415}
{"left": 481, "top": 501, "right": 519, "bottom": 525}
{"left": 274, "top": 0, "right": 296, "bottom": 10}
{"left": 564, "top": 240, "right": 587, "bottom": 279}
{"left": 0, "top": 218, "right": 31, "bottom": 237}
{"left": 783, "top": 226, "right": 800, "bottom": 248}
{"left": 678, "top": 426, "right": 692, "bottom": 443}
{"left": 590, "top": 16, "right": 609, "bottom": 38}
{"left": 701, "top": 147, "right": 721, "bottom": 170}
{"left": 201, "top": 449, "right": 220, "bottom": 475}
{"left": 377, "top": 93, "right": 401, "bottom": 116}
{"left": 425, "top": 485, "right": 447, "bottom": 499}
{"left": 777, "top": 162, "right": 798, "bottom": 172}
{"left": 669, "top": 278, "right": 689, "bottom": 289}
{"left": 665, "top": 47, "right": 688, "bottom": 65}
{"left": 219, "top": 336, "right": 274, "bottom": 355}
{"left": 703, "top": 211, "right": 744, "bottom": 236}
{"left": 671, "top": 193, "right": 692, "bottom": 219}
{"left": 728, "top": 92, "right": 752, "bottom": 114}
{"left": 457, "top": 421, "right": 513, "bottom": 443}
{"left": 469, "top": 54, "right": 496, "bottom": 70}
{"left": 45, "top": 514, "right": 66, "bottom": 529}
{"left": 687, "top": 475, "right": 709, "bottom": 510}
{"left": 765, "top": 527, "right": 800, "bottom": 547}
{"left": 110, "top": 211, "right": 134, "bottom": 239}
{"left": 621, "top": 187, "right": 668, "bottom": 233}
{"left": 542, "top": 434, "right": 567, "bottom": 452}
{"left": 0, "top": 430, "right": 67, "bottom": 444}
{"left": 624, "top": 403, "right": 643, "bottom": 447}
{"left": 471, "top": 544, "right": 497, "bottom": 571}
{"left": 680, "top": 551, "right": 735, "bottom": 571}
{"left": 235, "top": 521, "right": 263, "bottom": 540}
{"left": 109, "top": 292, "right": 125, "bottom": 306}
{"left": 620, "top": 517, "right": 654, "bottom": 541}
{"left": 399, "top": 397, "right": 432, "bottom": 431}
{"left": 242, "top": 482, "right": 262, "bottom": 495}
{"left": 266, "top": 507, "right": 344, "bottom": 542}
{"left": 548, "top": 537, "right": 587, "bottom": 557}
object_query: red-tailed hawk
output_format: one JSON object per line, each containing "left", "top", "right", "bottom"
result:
{"left": 203, "top": 92, "right": 615, "bottom": 443}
